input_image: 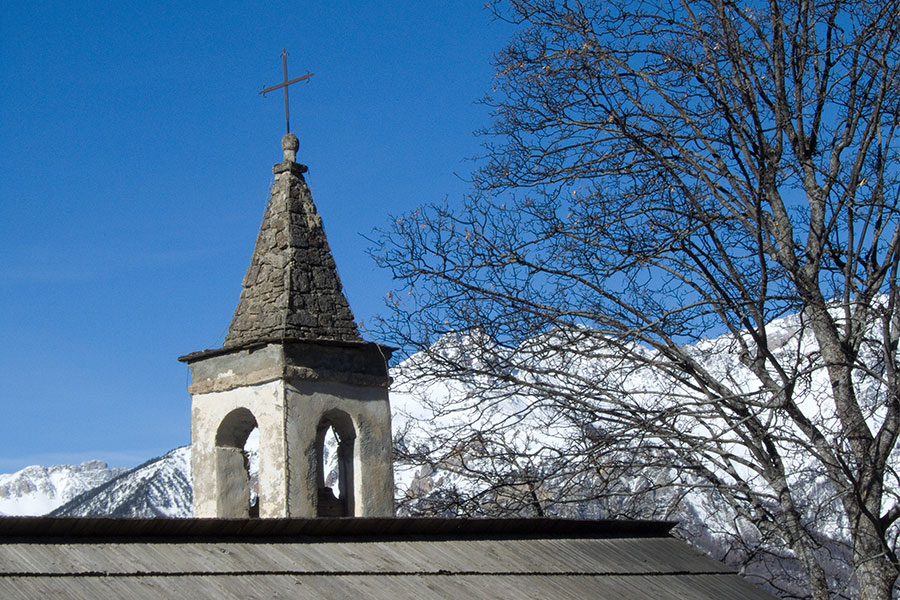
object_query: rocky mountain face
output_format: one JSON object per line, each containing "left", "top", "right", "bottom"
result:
{"left": 49, "top": 446, "right": 192, "bottom": 518}
{"left": 3, "top": 431, "right": 292, "bottom": 519}
{"left": 0, "top": 460, "right": 125, "bottom": 516}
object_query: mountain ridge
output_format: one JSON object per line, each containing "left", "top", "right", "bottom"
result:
{"left": 0, "top": 460, "right": 125, "bottom": 516}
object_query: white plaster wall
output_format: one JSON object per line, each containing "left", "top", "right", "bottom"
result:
{"left": 191, "top": 380, "right": 288, "bottom": 518}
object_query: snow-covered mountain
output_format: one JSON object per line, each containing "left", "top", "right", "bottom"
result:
{"left": 384, "top": 313, "right": 874, "bottom": 597}
{"left": 0, "top": 429, "right": 305, "bottom": 519}
{"left": 50, "top": 447, "right": 192, "bottom": 518}
{"left": 0, "top": 460, "right": 125, "bottom": 516}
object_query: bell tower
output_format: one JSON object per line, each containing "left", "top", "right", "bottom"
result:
{"left": 179, "top": 134, "right": 394, "bottom": 519}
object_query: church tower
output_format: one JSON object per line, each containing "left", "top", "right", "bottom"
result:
{"left": 179, "top": 133, "right": 394, "bottom": 519}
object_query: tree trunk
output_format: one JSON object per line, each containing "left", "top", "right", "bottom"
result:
{"left": 856, "top": 559, "right": 896, "bottom": 600}
{"left": 855, "top": 518, "right": 898, "bottom": 600}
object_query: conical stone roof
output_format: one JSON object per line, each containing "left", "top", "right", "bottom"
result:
{"left": 223, "top": 134, "right": 361, "bottom": 347}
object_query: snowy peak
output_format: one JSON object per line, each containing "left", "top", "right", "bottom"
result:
{"left": 0, "top": 460, "right": 125, "bottom": 516}
{"left": 51, "top": 446, "right": 192, "bottom": 518}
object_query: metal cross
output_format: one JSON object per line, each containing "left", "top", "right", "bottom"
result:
{"left": 260, "top": 48, "right": 314, "bottom": 134}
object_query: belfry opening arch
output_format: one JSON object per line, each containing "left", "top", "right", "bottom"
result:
{"left": 215, "top": 407, "right": 258, "bottom": 518}
{"left": 315, "top": 409, "right": 356, "bottom": 517}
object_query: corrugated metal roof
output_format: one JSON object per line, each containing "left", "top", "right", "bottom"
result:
{"left": 0, "top": 517, "right": 778, "bottom": 599}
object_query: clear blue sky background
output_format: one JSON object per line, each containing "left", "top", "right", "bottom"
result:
{"left": 0, "top": 1, "right": 513, "bottom": 472}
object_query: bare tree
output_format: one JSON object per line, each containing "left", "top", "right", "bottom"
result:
{"left": 375, "top": 1, "right": 900, "bottom": 598}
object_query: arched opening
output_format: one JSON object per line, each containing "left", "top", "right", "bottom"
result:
{"left": 215, "top": 408, "right": 259, "bottom": 518}
{"left": 245, "top": 427, "right": 260, "bottom": 515}
{"left": 315, "top": 410, "right": 355, "bottom": 517}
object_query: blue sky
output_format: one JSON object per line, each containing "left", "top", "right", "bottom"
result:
{"left": 0, "top": 1, "right": 513, "bottom": 471}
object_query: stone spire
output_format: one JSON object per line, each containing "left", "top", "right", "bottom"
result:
{"left": 224, "top": 133, "right": 361, "bottom": 347}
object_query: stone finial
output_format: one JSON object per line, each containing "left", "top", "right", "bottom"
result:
{"left": 282, "top": 133, "right": 299, "bottom": 163}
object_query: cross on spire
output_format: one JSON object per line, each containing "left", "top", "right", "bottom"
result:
{"left": 260, "top": 48, "right": 313, "bottom": 134}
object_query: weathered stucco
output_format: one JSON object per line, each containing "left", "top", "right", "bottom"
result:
{"left": 184, "top": 340, "right": 392, "bottom": 395}
{"left": 285, "top": 379, "right": 393, "bottom": 518}
{"left": 190, "top": 364, "right": 394, "bottom": 519}
{"left": 191, "top": 380, "right": 287, "bottom": 518}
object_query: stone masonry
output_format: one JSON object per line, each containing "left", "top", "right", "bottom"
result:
{"left": 224, "top": 133, "right": 361, "bottom": 347}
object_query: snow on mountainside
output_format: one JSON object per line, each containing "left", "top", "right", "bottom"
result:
{"left": 50, "top": 446, "right": 192, "bottom": 518}
{"left": 385, "top": 310, "right": 886, "bottom": 596}
{"left": 0, "top": 432, "right": 262, "bottom": 519}
{"left": 0, "top": 460, "right": 125, "bottom": 516}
